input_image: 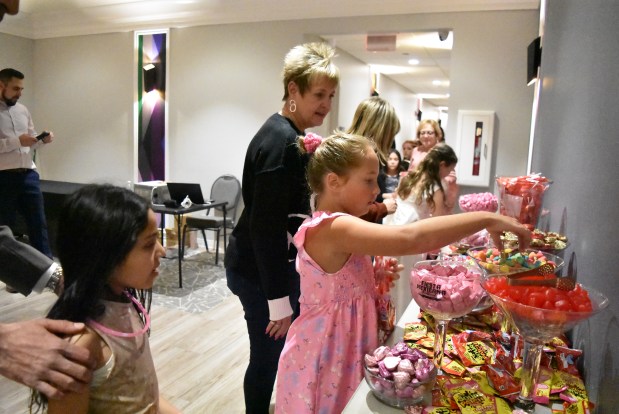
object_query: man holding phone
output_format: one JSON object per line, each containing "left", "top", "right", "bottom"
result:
{"left": 0, "top": 67, "right": 54, "bottom": 261}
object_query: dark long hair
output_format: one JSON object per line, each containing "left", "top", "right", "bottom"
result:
{"left": 396, "top": 144, "right": 458, "bottom": 211}
{"left": 47, "top": 184, "right": 151, "bottom": 323}
{"left": 31, "top": 184, "right": 152, "bottom": 412}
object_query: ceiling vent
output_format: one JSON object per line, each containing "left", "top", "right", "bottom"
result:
{"left": 366, "top": 34, "right": 397, "bottom": 52}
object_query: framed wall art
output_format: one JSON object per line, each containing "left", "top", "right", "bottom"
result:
{"left": 454, "top": 110, "right": 495, "bottom": 187}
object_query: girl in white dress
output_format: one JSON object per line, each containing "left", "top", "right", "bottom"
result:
{"left": 384, "top": 144, "right": 458, "bottom": 317}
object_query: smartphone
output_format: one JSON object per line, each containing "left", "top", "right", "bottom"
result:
{"left": 36, "top": 131, "right": 50, "bottom": 141}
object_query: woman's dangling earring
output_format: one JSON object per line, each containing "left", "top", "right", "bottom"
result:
{"left": 289, "top": 99, "right": 297, "bottom": 113}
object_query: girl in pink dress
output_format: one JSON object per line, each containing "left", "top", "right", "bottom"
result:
{"left": 275, "top": 132, "right": 531, "bottom": 414}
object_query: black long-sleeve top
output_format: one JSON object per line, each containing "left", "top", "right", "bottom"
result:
{"left": 224, "top": 113, "right": 310, "bottom": 301}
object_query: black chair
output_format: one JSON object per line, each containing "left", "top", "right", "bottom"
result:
{"left": 181, "top": 174, "right": 241, "bottom": 264}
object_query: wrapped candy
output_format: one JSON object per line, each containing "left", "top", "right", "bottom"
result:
{"left": 458, "top": 192, "right": 498, "bottom": 212}
{"left": 496, "top": 174, "right": 552, "bottom": 229}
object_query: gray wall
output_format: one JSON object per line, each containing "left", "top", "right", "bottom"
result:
{"left": 532, "top": 0, "right": 619, "bottom": 410}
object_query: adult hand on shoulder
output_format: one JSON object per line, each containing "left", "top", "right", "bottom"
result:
{"left": 18, "top": 134, "right": 37, "bottom": 147}
{"left": 383, "top": 198, "right": 397, "bottom": 214}
{"left": 266, "top": 315, "right": 292, "bottom": 341}
{"left": 0, "top": 319, "right": 95, "bottom": 399}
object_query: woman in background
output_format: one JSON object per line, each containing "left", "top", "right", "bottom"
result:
{"left": 224, "top": 42, "right": 339, "bottom": 414}
{"left": 408, "top": 119, "right": 459, "bottom": 212}
{"left": 346, "top": 96, "right": 400, "bottom": 222}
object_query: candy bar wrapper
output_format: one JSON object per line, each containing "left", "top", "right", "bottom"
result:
{"left": 422, "top": 407, "right": 460, "bottom": 414}
{"left": 494, "top": 346, "right": 518, "bottom": 376}
{"left": 563, "top": 399, "right": 593, "bottom": 414}
{"left": 452, "top": 335, "right": 494, "bottom": 367}
{"left": 442, "top": 379, "right": 481, "bottom": 409}
{"left": 554, "top": 345, "right": 583, "bottom": 376}
{"left": 468, "top": 370, "right": 499, "bottom": 397}
{"left": 532, "top": 367, "right": 556, "bottom": 405}
{"left": 407, "top": 343, "right": 434, "bottom": 358}
{"left": 549, "top": 335, "right": 569, "bottom": 348}
{"left": 440, "top": 355, "right": 466, "bottom": 376}
{"left": 555, "top": 370, "right": 589, "bottom": 403}
{"left": 432, "top": 388, "right": 456, "bottom": 409}
{"left": 481, "top": 364, "right": 520, "bottom": 397}
{"left": 404, "top": 322, "right": 428, "bottom": 341}
{"left": 467, "top": 330, "right": 493, "bottom": 342}
{"left": 452, "top": 389, "right": 511, "bottom": 414}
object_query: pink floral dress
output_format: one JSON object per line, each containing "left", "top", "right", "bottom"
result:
{"left": 275, "top": 212, "right": 378, "bottom": 414}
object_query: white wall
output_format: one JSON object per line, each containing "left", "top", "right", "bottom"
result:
{"left": 31, "top": 33, "right": 134, "bottom": 185}
{"left": 1, "top": 10, "right": 538, "bottom": 199}
{"left": 375, "top": 75, "right": 417, "bottom": 150}
{"left": 0, "top": 34, "right": 35, "bottom": 115}
{"left": 329, "top": 48, "right": 372, "bottom": 132}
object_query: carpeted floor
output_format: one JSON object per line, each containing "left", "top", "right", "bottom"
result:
{"left": 152, "top": 247, "right": 232, "bottom": 313}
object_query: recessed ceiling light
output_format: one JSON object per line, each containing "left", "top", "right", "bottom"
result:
{"left": 408, "top": 58, "right": 420, "bottom": 65}
{"left": 432, "top": 80, "right": 442, "bottom": 86}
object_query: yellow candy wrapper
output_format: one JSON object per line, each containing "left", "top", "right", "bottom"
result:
{"left": 555, "top": 370, "right": 588, "bottom": 403}
{"left": 404, "top": 322, "right": 428, "bottom": 341}
{"left": 533, "top": 366, "right": 555, "bottom": 405}
{"left": 563, "top": 399, "right": 593, "bottom": 414}
{"left": 441, "top": 356, "right": 466, "bottom": 377}
{"left": 468, "top": 371, "right": 497, "bottom": 397}
{"left": 452, "top": 389, "right": 511, "bottom": 413}
{"left": 423, "top": 406, "right": 461, "bottom": 414}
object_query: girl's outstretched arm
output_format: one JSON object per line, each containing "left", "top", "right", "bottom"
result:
{"left": 327, "top": 211, "right": 530, "bottom": 259}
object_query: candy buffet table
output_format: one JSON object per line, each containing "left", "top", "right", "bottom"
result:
{"left": 342, "top": 299, "right": 556, "bottom": 413}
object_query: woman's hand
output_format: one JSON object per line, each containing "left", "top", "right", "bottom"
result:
{"left": 265, "top": 315, "right": 292, "bottom": 340}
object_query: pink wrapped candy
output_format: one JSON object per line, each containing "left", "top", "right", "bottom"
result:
{"left": 364, "top": 341, "right": 437, "bottom": 407}
{"left": 410, "top": 262, "right": 484, "bottom": 320}
{"left": 458, "top": 192, "right": 498, "bottom": 212}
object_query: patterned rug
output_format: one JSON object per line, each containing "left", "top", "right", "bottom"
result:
{"left": 151, "top": 248, "right": 232, "bottom": 313}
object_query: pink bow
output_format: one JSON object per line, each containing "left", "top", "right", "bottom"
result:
{"left": 303, "top": 132, "right": 323, "bottom": 154}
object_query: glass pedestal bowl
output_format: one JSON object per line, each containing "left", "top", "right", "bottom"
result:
{"left": 482, "top": 276, "right": 609, "bottom": 412}
{"left": 468, "top": 246, "right": 565, "bottom": 277}
{"left": 363, "top": 363, "right": 437, "bottom": 408}
{"left": 410, "top": 259, "right": 486, "bottom": 374}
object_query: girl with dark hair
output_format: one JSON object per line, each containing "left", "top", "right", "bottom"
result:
{"left": 379, "top": 148, "right": 405, "bottom": 198}
{"left": 395, "top": 143, "right": 458, "bottom": 218}
{"left": 30, "top": 184, "right": 179, "bottom": 414}
{"left": 384, "top": 144, "right": 459, "bottom": 317}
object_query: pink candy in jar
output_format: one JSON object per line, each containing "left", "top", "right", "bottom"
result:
{"left": 458, "top": 192, "right": 498, "bottom": 213}
{"left": 410, "top": 261, "right": 484, "bottom": 320}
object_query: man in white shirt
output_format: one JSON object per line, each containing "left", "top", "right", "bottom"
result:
{"left": 0, "top": 68, "right": 54, "bottom": 258}
{"left": 0, "top": 7, "right": 95, "bottom": 394}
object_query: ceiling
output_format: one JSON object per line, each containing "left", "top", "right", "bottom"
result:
{"left": 322, "top": 31, "right": 453, "bottom": 107}
{"left": 1, "top": 0, "right": 539, "bottom": 108}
